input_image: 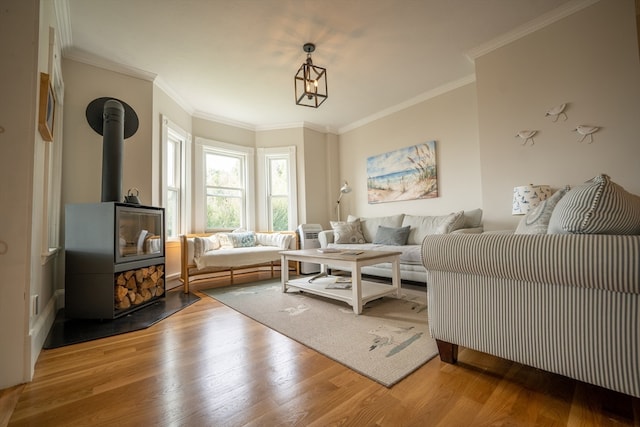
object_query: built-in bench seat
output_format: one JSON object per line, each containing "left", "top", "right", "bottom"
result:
{"left": 180, "top": 231, "right": 298, "bottom": 293}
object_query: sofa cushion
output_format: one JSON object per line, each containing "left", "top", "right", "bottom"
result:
{"left": 515, "top": 187, "right": 568, "bottom": 235}
{"left": 347, "top": 214, "right": 405, "bottom": 243}
{"left": 331, "top": 219, "right": 366, "bottom": 244}
{"left": 373, "top": 225, "right": 411, "bottom": 245}
{"left": 327, "top": 242, "right": 423, "bottom": 265}
{"left": 548, "top": 174, "right": 640, "bottom": 235}
{"left": 402, "top": 211, "right": 464, "bottom": 245}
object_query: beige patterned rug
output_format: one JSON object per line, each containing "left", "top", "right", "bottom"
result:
{"left": 202, "top": 279, "right": 438, "bottom": 387}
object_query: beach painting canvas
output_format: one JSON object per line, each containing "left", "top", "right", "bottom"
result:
{"left": 367, "top": 141, "right": 438, "bottom": 204}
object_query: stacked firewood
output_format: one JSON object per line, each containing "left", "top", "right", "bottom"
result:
{"left": 114, "top": 264, "right": 165, "bottom": 310}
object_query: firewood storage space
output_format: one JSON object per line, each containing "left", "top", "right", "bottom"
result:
{"left": 65, "top": 202, "right": 165, "bottom": 319}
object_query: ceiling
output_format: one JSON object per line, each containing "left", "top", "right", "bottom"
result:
{"left": 60, "top": 0, "right": 583, "bottom": 133}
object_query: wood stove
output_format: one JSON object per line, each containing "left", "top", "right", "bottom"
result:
{"left": 65, "top": 202, "right": 165, "bottom": 319}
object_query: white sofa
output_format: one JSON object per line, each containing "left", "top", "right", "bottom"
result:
{"left": 318, "top": 209, "right": 483, "bottom": 283}
{"left": 180, "top": 231, "right": 298, "bottom": 292}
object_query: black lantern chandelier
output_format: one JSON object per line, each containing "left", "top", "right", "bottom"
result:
{"left": 294, "top": 43, "right": 328, "bottom": 108}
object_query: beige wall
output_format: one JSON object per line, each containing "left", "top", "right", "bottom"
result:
{"left": 192, "top": 116, "right": 255, "bottom": 148}
{"left": 0, "top": 0, "right": 65, "bottom": 388}
{"left": 338, "top": 82, "right": 482, "bottom": 221}
{"left": 0, "top": 0, "right": 38, "bottom": 389}
{"left": 61, "top": 60, "right": 154, "bottom": 206}
{"left": 301, "top": 128, "right": 334, "bottom": 227}
{"left": 476, "top": 0, "right": 640, "bottom": 230}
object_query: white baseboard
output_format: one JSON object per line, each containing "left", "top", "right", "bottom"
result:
{"left": 28, "top": 289, "right": 63, "bottom": 380}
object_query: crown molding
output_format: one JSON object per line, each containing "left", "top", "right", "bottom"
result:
{"left": 255, "top": 121, "right": 337, "bottom": 134}
{"left": 63, "top": 47, "right": 157, "bottom": 81}
{"left": 465, "top": 0, "right": 600, "bottom": 61}
{"left": 338, "top": 74, "right": 476, "bottom": 135}
{"left": 192, "top": 110, "right": 257, "bottom": 131}
{"left": 153, "top": 76, "right": 195, "bottom": 116}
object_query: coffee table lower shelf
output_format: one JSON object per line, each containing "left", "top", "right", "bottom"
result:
{"left": 284, "top": 277, "right": 396, "bottom": 312}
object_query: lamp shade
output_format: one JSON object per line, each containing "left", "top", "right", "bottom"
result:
{"left": 512, "top": 184, "right": 552, "bottom": 215}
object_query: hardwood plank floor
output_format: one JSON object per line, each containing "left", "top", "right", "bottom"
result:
{"left": 4, "top": 272, "right": 640, "bottom": 426}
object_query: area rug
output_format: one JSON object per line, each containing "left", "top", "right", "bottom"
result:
{"left": 44, "top": 291, "right": 200, "bottom": 349}
{"left": 202, "top": 279, "right": 438, "bottom": 387}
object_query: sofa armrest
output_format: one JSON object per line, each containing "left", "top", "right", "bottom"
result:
{"left": 421, "top": 233, "right": 640, "bottom": 294}
{"left": 318, "top": 230, "right": 334, "bottom": 247}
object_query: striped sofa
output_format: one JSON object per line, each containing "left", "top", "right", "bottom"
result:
{"left": 421, "top": 233, "right": 640, "bottom": 398}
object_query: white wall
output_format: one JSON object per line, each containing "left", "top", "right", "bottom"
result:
{"left": 338, "top": 82, "right": 482, "bottom": 221}
{"left": 476, "top": 0, "right": 640, "bottom": 230}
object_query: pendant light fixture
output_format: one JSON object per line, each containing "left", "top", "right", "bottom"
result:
{"left": 294, "top": 43, "right": 328, "bottom": 108}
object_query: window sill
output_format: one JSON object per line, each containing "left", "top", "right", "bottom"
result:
{"left": 41, "top": 247, "right": 60, "bottom": 265}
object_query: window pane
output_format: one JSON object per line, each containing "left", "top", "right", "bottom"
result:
{"left": 167, "top": 140, "right": 177, "bottom": 187}
{"left": 271, "top": 196, "right": 288, "bottom": 231}
{"left": 206, "top": 188, "right": 242, "bottom": 229}
{"left": 166, "top": 189, "right": 178, "bottom": 238}
{"left": 269, "top": 158, "right": 288, "bottom": 195}
{"left": 206, "top": 153, "right": 242, "bottom": 187}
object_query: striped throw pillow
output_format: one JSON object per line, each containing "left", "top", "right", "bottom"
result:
{"left": 547, "top": 174, "right": 640, "bottom": 235}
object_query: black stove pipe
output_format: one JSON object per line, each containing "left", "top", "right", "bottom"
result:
{"left": 101, "top": 99, "right": 125, "bottom": 202}
{"left": 86, "top": 97, "right": 139, "bottom": 203}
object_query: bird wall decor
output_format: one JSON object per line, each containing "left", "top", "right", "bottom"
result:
{"left": 515, "top": 130, "right": 537, "bottom": 145}
{"left": 574, "top": 125, "right": 599, "bottom": 143}
{"left": 545, "top": 103, "right": 568, "bottom": 122}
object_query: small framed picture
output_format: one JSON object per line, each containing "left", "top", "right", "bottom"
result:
{"left": 38, "top": 72, "right": 55, "bottom": 142}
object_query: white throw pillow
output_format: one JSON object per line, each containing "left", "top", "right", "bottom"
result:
{"left": 515, "top": 187, "right": 567, "bottom": 235}
{"left": 256, "top": 232, "right": 293, "bottom": 249}
{"left": 402, "top": 211, "right": 464, "bottom": 245}
{"left": 463, "top": 208, "right": 483, "bottom": 228}
{"left": 330, "top": 219, "right": 366, "bottom": 244}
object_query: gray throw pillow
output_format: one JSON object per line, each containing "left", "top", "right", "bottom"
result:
{"left": 330, "top": 219, "right": 366, "bottom": 244}
{"left": 548, "top": 174, "right": 640, "bottom": 234}
{"left": 373, "top": 225, "right": 411, "bottom": 245}
{"left": 515, "top": 187, "right": 567, "bottom": 235}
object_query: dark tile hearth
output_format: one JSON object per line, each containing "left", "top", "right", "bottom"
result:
{"left": 44, "top": 291, "right": 200, "bottom": 349}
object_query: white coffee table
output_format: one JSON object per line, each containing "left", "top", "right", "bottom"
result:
{"left": 280, "top": 249, "right": 401, "bottom": 314}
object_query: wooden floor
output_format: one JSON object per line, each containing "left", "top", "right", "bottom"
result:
{"left": 3, "top": 272, "right": 640, "bottom": 427}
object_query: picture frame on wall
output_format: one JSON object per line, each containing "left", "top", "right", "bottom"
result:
{"left": 38, "top": 72, "right": 55, "bottom": 142}
{"left": 367, "top": 141, "right": 438, "bottom": 204}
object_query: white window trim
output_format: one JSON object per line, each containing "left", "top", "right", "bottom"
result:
{"left": 256, "top": 146, "right": 298, "bottom": 231}
{"left": 161, "top": 116, "right": 191, "bottom": 241}
{"left": 194, "top": 137, "right": 255, "bottom": 232}
{"left": 41, "top": 28, "right": 63, "bottom": 263}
